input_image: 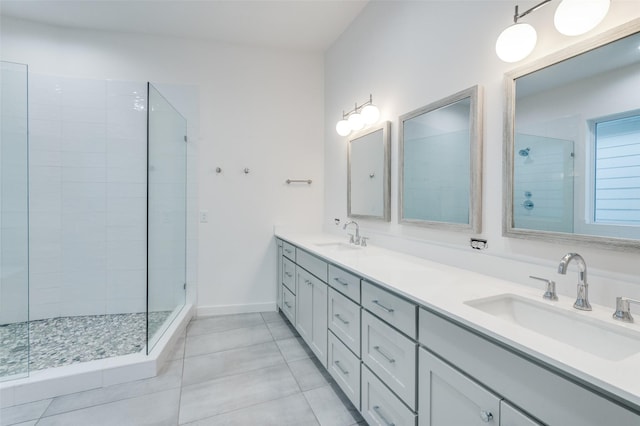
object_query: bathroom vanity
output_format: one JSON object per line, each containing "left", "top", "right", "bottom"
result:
{"left": 275, "top": 233, "right": 640, "bottom": 426}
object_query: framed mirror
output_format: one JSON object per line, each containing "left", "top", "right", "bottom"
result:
{"left": 348, "top": 121, "right": 391, "bottom": 221}
{"left": 504, "top": 19, "right": 640, "bottom": 250}
{"left": 399, "top": 86, "right": 483, "bottom": 232}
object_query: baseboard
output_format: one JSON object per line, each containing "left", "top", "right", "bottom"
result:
{"left": 196, "top": 302, "right": 277, "bottom": 317}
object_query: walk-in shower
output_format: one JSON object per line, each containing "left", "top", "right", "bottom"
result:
{"left": 0, "top": 62, "right": 189, "bottom": 384}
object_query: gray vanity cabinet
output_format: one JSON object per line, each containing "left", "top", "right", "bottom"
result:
{"left": 295, "top": 256, "right": 328, "bottom": 368}
{"left": 419, "top": 308, "right": 639, "bottom": 426}
{"left": 419, "top": 348, "right": 501, "bottom": 426}
{"left": 276, "top": 239, "right": 283, "bottom": 310}
{"left": 275, "top": 238, "right": 639, "bottom": 426}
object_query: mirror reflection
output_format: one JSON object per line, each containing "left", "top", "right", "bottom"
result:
{"left": 399, "top": 86, "right": 482, "bottom": 232}
{"left": 348, "top": 121, "right": 390, "bottom": 221}
{"left": 506, "top": 24, "right": 640, "bottom": 248}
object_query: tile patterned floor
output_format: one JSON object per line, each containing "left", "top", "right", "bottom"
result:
{"left": 0, "top": 311, "right": 171, "bottom": 377}
{"left": 0, "top": 311, "right": 365, "bottom": 426}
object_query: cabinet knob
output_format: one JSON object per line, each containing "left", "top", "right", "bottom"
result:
{"left": 480, "top": 410, "right": 493, "bottom": 422}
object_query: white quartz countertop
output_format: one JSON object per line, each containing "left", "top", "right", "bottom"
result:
{"left": 275, "top": 231, "right": 640, "bottom": 410}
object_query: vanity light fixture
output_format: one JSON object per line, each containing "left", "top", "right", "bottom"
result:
{"left": 496, "top": 0, "right": 551, "bottom": 63}
{"left": 496, "top": 0, "right": 610, "bottom": 63}
{"left": 336, "top": 94, "right": 380, "bottom": 136}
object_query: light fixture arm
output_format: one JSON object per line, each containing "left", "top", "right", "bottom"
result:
{"left": 342, "top": 94, "right": 374, "bottom": 119}
{"left": 514, "top": 0, "right": 552, "bottom": 23}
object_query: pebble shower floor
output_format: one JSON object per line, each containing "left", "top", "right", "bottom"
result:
{"left": 0, "top": 311, "right": 171, "bottom": 377}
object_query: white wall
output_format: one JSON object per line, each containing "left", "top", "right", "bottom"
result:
{"left": 0, "top": 16, "right": 324, "bottom": 317}
{"left": 324, "top": 1, "right": 640, "bottom": 306}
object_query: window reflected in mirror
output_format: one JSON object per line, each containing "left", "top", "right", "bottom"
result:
{"left": 506, "top": 22, "right": 640, "bottom": 249}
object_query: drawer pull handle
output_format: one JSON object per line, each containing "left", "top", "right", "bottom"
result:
{"left": 284, "top": 301, "right": 292, "bottom": 308}
{"left": 285, "top": 249, "right": 293, "bottom": 254}
{"left": 285, "top": 272, "right": 293, "bottom": 278}
{"left": 333, "top": 277, "right": 349, "bottom": 286}
{"left": 480, "top": 410, "right": 493, "bottom": 423}
{"left": 305, "top": 279, "right": 312, "bottom": 286}
{"left": 373, "top": 345, "right": 395, "bottom": 363}
{"left": 372, "top": 300, "right": 394, "bottom": 313}
{"left": 334, "top": 360, "right": 349, "bottom": 375}
{"left": 334, "top": 313, "right": 350, "bottom": 325}
{"left": 373, "top": 405, "right": 395, "bottom": 426}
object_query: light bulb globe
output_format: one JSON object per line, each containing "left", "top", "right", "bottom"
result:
{"left": 336, "top": 120, "right": 351, "bottom": 136}
{"left": 554, "top": 0, "right": 610, "bottom": 36}
{"left": 495, "top": 23, "right": 538, "bottom": 63}
{"left": 361, "top": 104, "right": 380, "bottom": 125}
{"left": 348, "top": 113, "right": 365, "bottom": 131}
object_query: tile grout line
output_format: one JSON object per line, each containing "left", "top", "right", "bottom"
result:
{"left": 177, "top": 391, "right": 304, "bottom": 425}
{"left": 176, "top": 334, "right": 187, "bottom": 425}
{"left": 178, "top": 313, "right": 300, "bottom": 425}
{"left": 36, "top": 398, "right": 54, "bottom": 424}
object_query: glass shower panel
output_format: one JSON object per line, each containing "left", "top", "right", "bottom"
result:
{"left": 146, "top": 83, "right": 186, "bottom": 353}
{"left": 0, "top": 62, "right": 30, "bottom": 380}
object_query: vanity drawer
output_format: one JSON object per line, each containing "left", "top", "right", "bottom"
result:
{"left": 281, "top": 284, "right": 296, "bottom": 325}
{"left": 296, "top": 249, "right": 328, "bottom": 282}
{"left": 328, "top": 288, "right": 361, "bottom": 355}
{"left": 362, "top": 281, "right": 417, "bottom": 338}
{"left": 282, "top": 257, "right": 296, "bottom": 293}
{"left": 328, "top": 331, "right": 361, "bottom": 410}
{"left": 328, "top": 264, "right": 361, "bottom": 303}
{"left": 282, "top": 241, "right": 296, "bottom": 261}
{"left": 361, "top": 364, "right": 417, "bottom": 426}
{"left": 362, "top": 310, "right": 417, "bottom": 409}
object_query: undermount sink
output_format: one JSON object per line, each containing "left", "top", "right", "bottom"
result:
{"left": 314, "top": 242, "right": 363, "bottom": 251}
{"left": 465, "top": 294, "right": 640, "bottom": 361}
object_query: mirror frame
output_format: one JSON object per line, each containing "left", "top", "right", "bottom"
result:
{"left": 503, "top": 18, "right": 640, "bottom": 251}
{"left": 399, "top": 85, "right": 483, "bottom": 232}
{"left": 347, "top": 121, "right": 391, "bottom": 221}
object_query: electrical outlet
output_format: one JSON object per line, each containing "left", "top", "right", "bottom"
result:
{"left": 470, "top": 238, "right": 488, "bottom": 250}
{"left": 200, "top": 210, "right": 209, "bottom": 223}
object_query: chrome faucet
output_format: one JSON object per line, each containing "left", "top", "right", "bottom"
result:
{"left": 342, "top": 220, "right": 360, "bottom": 245}
{"left": 557, "top": 253, "right": 591, "bottom": 311}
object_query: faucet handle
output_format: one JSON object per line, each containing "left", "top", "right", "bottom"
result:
{"left": 347, "top": 233, "right": 355, "bottom": 244}
{"left": 360, "top": 237, "right": 369, "bottom": 247}
{"left": 529, "top": 276, "right": 558, "bottom": 301}
{"left": 613, "top": 297, "right": 640, "bottom": 323}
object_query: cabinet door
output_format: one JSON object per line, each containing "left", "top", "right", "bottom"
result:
{"left": 328, "top": 288, "right": 361, "bottom": 355}
{"left": 328, "top": 331, "right": 360, "bottom": 410}
{"left": 281, "top": 284, "right": 296, "bottom": 325}
{"left": 501, "top": 401, "right": 542, "bottom": 426}
{"left": 282, "top": 257, "right": 296, "bottom": 293}
{"left": 419, "top": 348, "right": 500, "bottom": 426}
{"left": 362, "top": 310, "right": 416, "bottom": 409}
{"left": 296, "top": 267, "right": 328, "bottom": 367}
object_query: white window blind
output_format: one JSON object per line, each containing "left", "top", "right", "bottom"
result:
{"left": 594, "top": 115, "right": 640, "bottom": 224}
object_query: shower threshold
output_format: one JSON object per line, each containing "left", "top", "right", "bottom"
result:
{"left": 0, "top": 304, "right": 193, "bottom": 408}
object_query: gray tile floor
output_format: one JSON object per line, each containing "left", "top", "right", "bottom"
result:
{"left": 1, "top": 312, "right": 365, "bottom": 426}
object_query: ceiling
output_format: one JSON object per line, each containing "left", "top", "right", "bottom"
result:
{"left": 0, "top": 0, "right": 369, "bottom": 52}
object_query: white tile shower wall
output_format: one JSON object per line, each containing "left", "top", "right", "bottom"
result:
{"left": 1, "top": 62, "right": 30, "bottom": 324}
{"left": 28, "top": 74, "right": 147, "bottom": 320}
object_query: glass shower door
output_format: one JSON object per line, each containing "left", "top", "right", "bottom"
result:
{"left": 146, "top": 83, "right": 186, "bottom": 353}
{"left": 0, "top": 61, "right": 30, "bottom": 380}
